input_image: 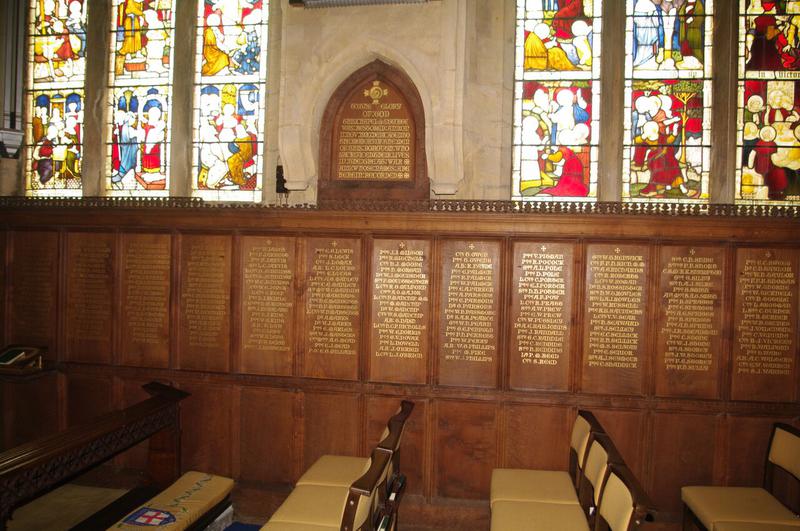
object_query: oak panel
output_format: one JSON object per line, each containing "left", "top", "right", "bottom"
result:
{"left": 592, "top": 408, "right": 646, "bottom": 478}
{"left": 435, "top": 400, "right": 497, "bottom": 499}
{"left": 178, "top": 382, "right": 233, "bottom": 476}
{"left": 240, "top": 386, "right": 297, "bottom": 485}
{"left": 1, "top": 372, "right": 59, "bottom": 449}
{"left": 115, "top": 378, "right": 157, "bottom": 470}
{"left": 66, "top": 373, "right": 114, "bottom": 427}
{"left": 302, "top": 391, "right": 361, "bottom": 471}
{"left": 503, "top": 404, "right": 571, "bottom": 471}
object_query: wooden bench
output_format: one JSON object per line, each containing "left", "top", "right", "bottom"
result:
{"left": 262, "top": 401, "right": 414, "bottom": 531}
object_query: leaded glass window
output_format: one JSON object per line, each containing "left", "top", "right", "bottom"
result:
{"left": 622, "top": 0, "right": 713, "bottom": 202}
{"left": 192, "top": 0, "right": 269, "bottom": 202}
{"left": 106, "top": 0, "right": 176, "bottom": 196}
{"left": 512, "top": 0, "right": 602, "bottom": 201}
{"left": 737, "top": 0, "right": 800, "bottom": 204}
{"left": 25, "top": 0, "right": 88, "bottom": 197}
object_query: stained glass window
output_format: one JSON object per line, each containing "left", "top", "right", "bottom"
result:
{"left": 512, "top": 0, "right": 602, "bottom": 201}
{"left": 25, "top": 0, "right": 88, "bottom": 196}
{"left": 737, "top": 1, "right": 800, "bottom": 203}
{"left": 622, "top": 0, "right": 713, "bottom": 201}
{"left": 106, "top": 0, "right": 176, "bottom": 196}
{"left": 192, "top": 0, "right": 269, "bottom": 202}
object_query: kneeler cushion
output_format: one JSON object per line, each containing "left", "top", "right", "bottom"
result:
{"left": 714, "top": 522, "right": 800, "bottom": 531}
{"left": 296, "top": 455, "right": 370, "bottom": 488}
{"left": 682, "top": 486, "right": 800, "bottom": 529}
{"left": 110, "top": 471, "right": 234, "bottom": 530}
{"left": 491, "top": 500, "right": 589, "bottom": 531}
{"left": 490, "top": 469, "right": 579, "bottom": 507}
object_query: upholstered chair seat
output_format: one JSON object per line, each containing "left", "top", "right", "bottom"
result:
{"left": 297, "top": 455, "right": 371, "bottom": 488}
{"left": 490, "top": 468, "right": 579, "bottom": 506}
{"left": 490, "top": 500, "right": 590, "bottom": 531}
{"left": 681, "top": 486, "right": 800, "bottom": 529}
{"left": 266, "top": 484, "right": 351, "bottom": 528}
{"left": 713, "top": 521, "right": 800, "bottom": 531}
{"left": 260, "top": 522, "right": 338, "bottom": 531}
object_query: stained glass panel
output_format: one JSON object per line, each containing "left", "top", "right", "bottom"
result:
{"left": 106, "top": 0, "right": 176, "bottom": 196}
{"left": 512, "top": 0, "right": 602, "bottom": 201}
{"left": 193, "top": 0, "right": 268, "bottom": 201}
{"left": 623, "top": 0, "right": 713, "bottom": 202}
{"left": 25, "top": 0, "right": 88, "bottom": 196}
{"left": 737, "top": 0, "right": 800, "bottom": 203}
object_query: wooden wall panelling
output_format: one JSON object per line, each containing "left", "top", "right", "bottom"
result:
{"left": 0, "top": 231, "right": 6, "bottom": 349}
{"left": 650, "top": 412, "right": 719, "bottom": 515}
{"left": 435, "top": 399, "right": 498, "bottom": 499}
{"left": 592, "top": 407, "right": 647, "bottom": 480}
{"left": 365, "top": 395, "right": 428, "bottom": 496}
{"left": 114, "top": 377, "right": 162, "bottom": 470}
{"left": 437, "top": 239, "right": 502, "bottom": 389}
{"left": 502, "top": 403, "right": 571, "bottom": 471}
{"left": 1, "top": 371, "right": 60, "bottom": 449}
{"left": 7, "top": 230, "right": 59, "bottom": 357}
{"left": 655, "top": 245, "right": 727, "bottom": 399}
{"left": 177, "top": 233, "right": 232, "bottom": 373}
{"left": 238, "top": 235, "right": 296, "bottom": 376}
{"left": 508, "top": 241, "right": 575, "bottom": 392}
{"left": 731, "top": 247, "right": 799, "bottom": 403}
{"left": 118, "top": 233, "right": 171, "bottom": 368}
{"left": 239, "top": 386, "right": 298, "bottom": 485}
{"left": 302, "top": 391, "right": 362, "bottom": 471}
{"left": 177, "top": 381, "right": 234, "bottom": 477}
{"left": 66, "top": 372, "right": 114, "bottom": 427}
{"left": 581, "top": 243, "right": 650, "bottom": 396}
{"left": 301, "top": 237, "right": 362, "bottom": 381}
{"left": 368, "top": 238, "right": 431, "bottom": 385}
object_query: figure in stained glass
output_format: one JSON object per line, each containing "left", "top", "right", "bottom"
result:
{"left": 522, "top": 0, "right": 594, "bottom": 72}
{"left": 199, "top": 0, "right": 264, "bottom": 78}
{"left": 32, "top": 0, "right": 87, "bottom": 84}
{"left": 744, "top": 0, "right": 800, "bottom": 71}
{"left": 632, "top": 0, "right": 705, "bottom": 71}
{"left": 111, "top": 91, "right": 140, "bottom": 185}
{"left": 28, "top": 91, "right": 84, "bottom": 189}
{"left": 113, "top": 0, "right": 172, "bottom": 77}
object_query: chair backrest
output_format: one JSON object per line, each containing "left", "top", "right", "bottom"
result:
{"left": 765, "top": 423, "right": 800, "bottom": 492}
{"left": 341, "top": 448, "right": 393, "bottom": 531}
{"left": 377, "top": 401, "right": 415, "bottom": 454}
{"left": 582, "top": 433, "right": 622, "bottom": 507}
{"left": 569, "top": 410, "right": 605, "bottom": 486}
{"left": 595, "top": 463, "right": 653, "bottom": 531}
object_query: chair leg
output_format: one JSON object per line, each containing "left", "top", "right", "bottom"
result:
{"left": 682, "top": 504, "right": 706, "bottom": 531}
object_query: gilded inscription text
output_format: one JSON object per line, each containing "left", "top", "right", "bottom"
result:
{"left": 307, "top": 243, "right": 359, "bottom": 356}
{"left": 182, "top": 241, "right": 228, "bottom": 348}
{"left": 124, "top": 239, "right": 170, "bottom": 345}
{"left": 243, "top": 243, "right": 293, "bottom": 352}
{"left": 69, "top": 239, "right": 112, "bottom": 341}
{"left": 12, "top": 237, "right": 55, "bottom": 338}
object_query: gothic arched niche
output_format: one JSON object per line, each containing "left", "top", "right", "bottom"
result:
{"left": 319, "top": 60, "right": 429, "bottom": 201}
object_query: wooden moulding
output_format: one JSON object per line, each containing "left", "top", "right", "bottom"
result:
{"left": 318, "top": 59, "right": 429, "bottom": 201}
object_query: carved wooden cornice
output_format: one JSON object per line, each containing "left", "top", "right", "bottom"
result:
{"left": 289, "top": 0, "right": 431, "bottom": 7}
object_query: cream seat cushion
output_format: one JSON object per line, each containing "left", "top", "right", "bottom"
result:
{"left": 490, "top": 469, "right": 579, "bottom": 506}
{"left": 297, "top": 455, "right": 371, "bottom": 488}
{"left": 713, "top": 522, "right": 800, "bottom": 531}
{"left": 260, "top": 522, "right": 338, "bottom": 531}
{"left": 267, "top": 484, "right": 349, "bottom": 527}
{"left": 491, "top": 500, "right": 589, "bottom": 531}
{"left": 682, "top": 486, "right": 800, "bottom": 529}
{"left": 110, "top": 471, "right": 234, "bottom": 530}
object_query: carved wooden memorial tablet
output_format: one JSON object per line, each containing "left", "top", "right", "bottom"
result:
{"left": 65, "top": 232, "right": 114, "bottom": 363}
{"left": 120, "top": 233, "right": 171, "bottom": 368}
{"left": 178, "top": 234, "right": 231, "bottom": 372}
{"left": 582, "top": 244, "right": 649, "bottom": 396}
{"left": 655, "top": 246, "right": 725, "bottom": 399}
{"left": 732, "top": 248, "right": 798, "bottom": 403}
{"left": 9, "top": 231, "right": 58, "bottom": 354}
{"left": 240, "top": 236, "right": 296, "bottom": 376}
{"left": 438, "top": 240, "right": 501, "bottom": 388}
{"left": 509, "top": 242, "right": 574, "bottom": 391}
{"left": 369, "top": 238, "right": 431, "bottom": 384}
{"left": 302, "top": 237, "right": 361, "bottom": 381}
{"left": 319, "top": 60, "right": 428, "bottom": 200}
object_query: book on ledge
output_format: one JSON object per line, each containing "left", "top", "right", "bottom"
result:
{"left": 0, "top": 345, "right": 44, "bottom": 374}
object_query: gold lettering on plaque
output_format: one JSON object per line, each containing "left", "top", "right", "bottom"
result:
{"left": 307, "top": 243, "right": 359, "bottom": 356}
{"left": 373, "top": 244, "right": 428, "bottom": 359}
{"left": 443, "top": 247, "right": 496, "bottom": 363}
{"left": 243, "top": 243, "right": 293, "bottom": 352}
{"left": 515, "top": 251, "right": 567, "bottom": 366}
{"left": 69, "top": 239, "right": 112, "bottom": 341}
{"left": 661, "top": 253, "right": 722, "bottom": 372}
{"left": 124, "top": 239, "right": 170, "bottom": 345}
{"left": 12, "top": 238, "right": 55, "bottom": 338}
{"left": 736, "top": 254, "right": 796, "bottom": 376}
{"left": 587, "top": 252, "right": 645, "bottom": 369}
{"left": 182, "top": 242, "right": 228, "bottom": 348}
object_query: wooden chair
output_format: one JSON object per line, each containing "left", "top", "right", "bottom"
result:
{"left": 681, "top": 423, "right": 800, "bottom": 530}
{"left": 491, "top": 409, "right": 605, "bottom": 507}
{"left": 594, "top": 463, "right": 654, "bottom": 531}
{"left": 579, "top": 433, "right": 625, "bottom": 522}
{"left": 262, "top": 447, "right": 392, "bottom": 531}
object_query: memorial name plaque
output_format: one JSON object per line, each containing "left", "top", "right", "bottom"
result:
{"left": 509, "top": 242, "right": 574, "bottom": 391}
{"left": 9, "top": 231, "right": 58, "bottom": 353}
{"left": 120, "top": 233, "right": 171, "bottom": 368}
{"left": 732, "top": 248, "right": 799, "bottom": 403}
{"left": 369, "top": 239, "right": 430, "bottom": 384}
{"left": 319, "top": 60, "right": 428, "bottom": 200}
{"left": 438, "top": 240, "right": 501, "bottom": 388}
{"left": 240, "top": 236, "right": 296, "bottom": 376}
{"left": 655, "top": 246, "right": 725, "bottom": 399}
{"left": 178, "top": 234, "right": 231, "bottom": 372}
{"left": 582, "top": 244, "right": 649, "bottom": 395}
{"left": 303, "top": 237, "right": 361, "bottom": 381}
{"left": 66, "top": 232, "right": 114, "bottom": 363}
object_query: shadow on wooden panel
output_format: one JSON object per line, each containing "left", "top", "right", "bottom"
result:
{"left": 240, "top": 386, "right": 296, "bottom": 485}
{"left": 114, "top": 378, "right": 155, "bottom": 471}
{"left": 67, "top": 373, "right": 114, "bottom": 427}
{"left": 178, "top": 382, "right": 233, "bottom": 476}
{"left": 592, "top": 408, "right": 646, "bottom": 479}
{"left": 1, "top": 372, "right": 59, "bottom": 449}
{"left": 435, "top": 400, "right": 497, "bottom": 499}
{"left": 503, "top": 404, "right": 571, "bottom": 471}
